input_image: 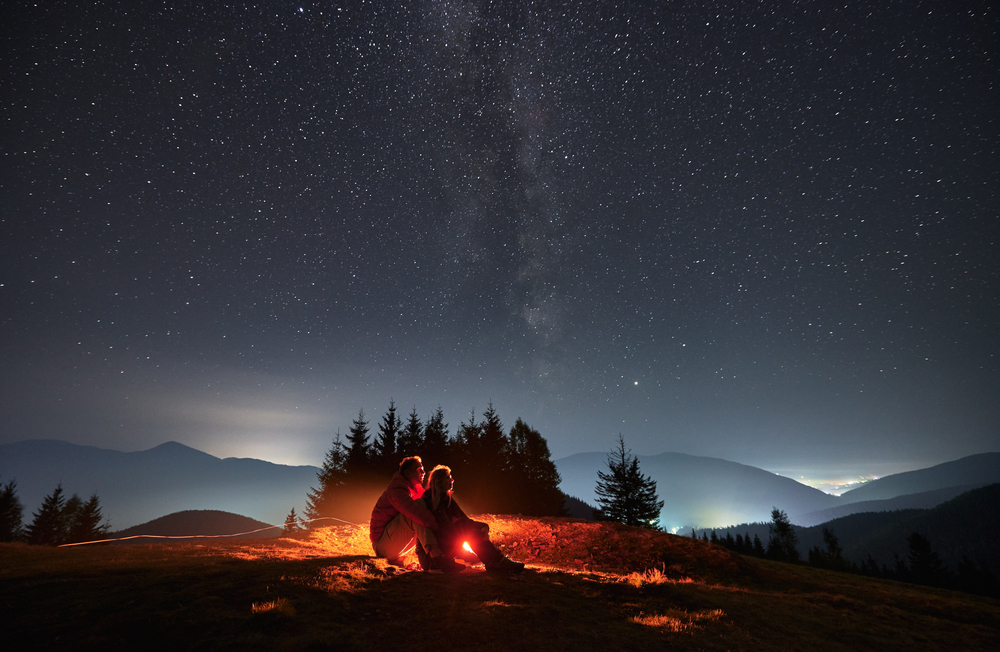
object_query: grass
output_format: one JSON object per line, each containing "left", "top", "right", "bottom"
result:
{"left": 2, "top": 516, "right": 998, "bottom": 651}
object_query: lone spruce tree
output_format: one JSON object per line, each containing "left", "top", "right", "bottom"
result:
{"left": 594, "top": 434, "right": 664, "bottom": 530}
{"left": 766, "top": 507, "right": 799, "bottom": 562}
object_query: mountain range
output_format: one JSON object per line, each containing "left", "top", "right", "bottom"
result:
{"left": 553, "top": 450, "right": 1000, "bottom": 530}
{"left": 699, "top": 483, "right": 1000, "bottom": 574}
{"left": 1, "top": 439, "right": 997, "bottom": 532}
{"left": 0, "top": 439, "right": 319, "bottom": 529}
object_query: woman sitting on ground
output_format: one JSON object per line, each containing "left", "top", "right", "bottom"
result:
{"left": 415, "top": 464, "right": 524, "bottom": 574}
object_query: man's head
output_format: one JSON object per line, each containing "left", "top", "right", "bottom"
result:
{"left": 399, "top": 456, "right": 425, "bottom": 485}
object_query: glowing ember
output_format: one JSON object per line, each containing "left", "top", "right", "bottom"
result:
{"left": 463, "top": 542, "right": 474, "bottom": 553}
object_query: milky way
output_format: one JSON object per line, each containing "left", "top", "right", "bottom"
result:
{"left": 2, "top": 1, "right": 996, "bottom": 477}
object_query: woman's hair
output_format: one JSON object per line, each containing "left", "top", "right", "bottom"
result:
{"left": 424, "top": 464, "right": 453, "bottom": 512}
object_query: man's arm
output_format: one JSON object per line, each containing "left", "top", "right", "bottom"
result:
{"left": 388, "top": 486, "right": 438, "bottom": 529}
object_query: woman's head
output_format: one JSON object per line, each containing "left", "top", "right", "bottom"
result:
{"left": 425, "top": 464, "right": 452, "bottom": 491}
{"left": 425, "top": 464, "right": 453, "bottom": 509}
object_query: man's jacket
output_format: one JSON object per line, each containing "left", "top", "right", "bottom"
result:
{"left": 369, "top": 471, "right": 438, "bottom": 544}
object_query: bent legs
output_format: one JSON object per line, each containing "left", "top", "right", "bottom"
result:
{"left": 440, "top": 520, "right": 503, "bottom": 567}
{"left": 374, "top": 512, "right": 417, "bottom": 560}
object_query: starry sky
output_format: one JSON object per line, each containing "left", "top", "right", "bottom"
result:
{"left": 2, "top": 1, "right": 997, "bottom": 488}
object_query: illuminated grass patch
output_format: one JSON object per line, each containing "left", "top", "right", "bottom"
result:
{"left": 630, "top": 608, "right": 725, "bottom": 632}
{"left": 251, "top": 597, "right": 294, "bottom": 616}
{"left": 625, "top": 565, "right": 696, "bottom": 587}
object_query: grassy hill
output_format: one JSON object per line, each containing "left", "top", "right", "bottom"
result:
{"left": 2, "top": 516, "right": 998, "bottom": 651}
{"left": 111, "top": 510, "right": 282, "bottom": 540}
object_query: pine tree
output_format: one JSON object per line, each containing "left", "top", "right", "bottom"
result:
{"left": 27, "top": 484, "right": 68, "bottom": 546}
{"left": 63, "top": 493, "right": 83, "bottom": 538}
{"left": 507, "top": 418, "right": 565, "bottom": 516}
{"left": 422, "top": 406, "right": 450, "bottom": 466}
{"left": 808, "top": 526, "right": 846, "bottom": 570}
{"left": 452, "top": 408, "right": 484, "bottom": 505}
{"left": 458, "top": 402, "right": 513, "bottom": 513}
{"left": 766, "top": 508, "right": 799, "bottom": 562}
{"left": 453, "top": 408, "right": 480, "bottom": 469}
{"left": 374, "top": 399, "right": 402, "bottom": 471}
{"left": 478, "top": 402, "right": 508, "bottom": 467}
{"left": 304, "top": 430, "right": 348, "bottom": 524}
{"left": 594, "top": 434, "right": 664, "bottom": 529}
{"left": 344, "top": 409, "right": 373, "bottom": 478}
{"left": 283, "top": 507, "right": 304, "bottom": 535}
{"left": 0, "top": 478, "right": 24, "bottom": 542}
{"left": 823, "top": 526, "right": 843, "bottom": 561}
{"left": 66, "top": 494, "right": 110, "bottom": 544}
{"left": 397, "top": 406, "right": 423, "bottom": 456}
{"left": 906, "top": 532, "right": 946, "bottom": 586}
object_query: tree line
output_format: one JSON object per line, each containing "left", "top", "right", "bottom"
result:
{"left": 0, "top": 478, "right": 111, "bottom": 545}
{"left": 697, "top": 507, "right": 999, "bottom": 598}
{"left": 301, "top": 401, "right": 567, "bottom": 525}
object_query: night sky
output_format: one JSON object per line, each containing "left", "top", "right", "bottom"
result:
{"left": 3, "top": 1, "right": 997, "bottom": 490}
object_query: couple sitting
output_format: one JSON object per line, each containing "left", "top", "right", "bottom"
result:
{"left": 369, "top": 456, "right": 524, "bottom": 574}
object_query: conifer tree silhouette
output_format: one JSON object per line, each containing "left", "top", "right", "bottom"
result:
{"left": 594, "top": 434, "right": 663, "bottom": 530}
{"left": 27, "top": 484, "right": 67, "bottom": 545}
{"left": 766, "top": 508, "right": 799, "bottom": 562}
{"left": 0, "top": 478, "right": 24, "bottom": 542}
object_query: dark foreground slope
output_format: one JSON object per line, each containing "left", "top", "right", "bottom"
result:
{"left": 2, "top": 516, "right": 997, "bottom": 652}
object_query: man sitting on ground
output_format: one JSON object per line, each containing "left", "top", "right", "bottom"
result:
{"left": 369, "top": 456, "right": 439, "bottom": 565}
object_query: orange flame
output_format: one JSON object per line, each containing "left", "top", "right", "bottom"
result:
{"left": 462, "top": 541, "right": 474, "bottom": 553}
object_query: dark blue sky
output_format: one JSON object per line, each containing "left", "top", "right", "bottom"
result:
{"left": 2, "top": 1, "right": 996, "bottom": 486}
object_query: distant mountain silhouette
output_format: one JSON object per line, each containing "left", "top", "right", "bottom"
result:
{"left": 111, "top": 510, "right": 280, "bottom": 541}
{"left": 701, "top": 484, "right": 1000, "bottom": 575}
{"left": 792, "top": 484, "right": 981, "bottom": 527}
{"left": 556, "top": 450, "right": 1000, "bottom": 530}
{"left": 0, "top": 439, "right": 320, "bottom": 529}
{"left": 796, "top": 484, "right": 1000, "bottom": 571}
{"left": 6, "top": 439, "right": 996, "bottom": 534}
{"left": 555, "top": 451, "right": 841, "bottom": 530}
{"left": 838, "top": 453, "right": 1000, "bottom": 503}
